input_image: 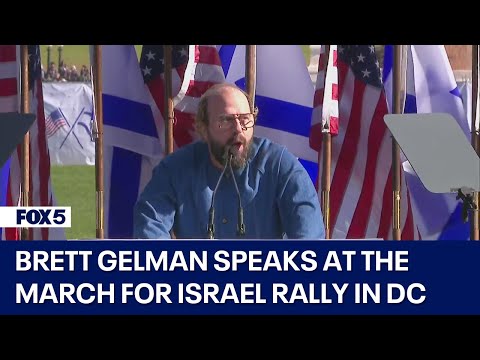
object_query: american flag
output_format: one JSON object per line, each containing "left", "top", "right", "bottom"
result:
{"left": 310, "top": 44, "right": 339, "bottom": 146}
{"left": 140, "top": 45, "right": 225, "bottom": 148}
{"left": 0, "top": 45, "right": 64, "bottom": 240}
{"left": 310, "top": 45, "right": 419, "bottom": 239}
{"left": 45, "top": 108, "right": 68, "bottom": 137}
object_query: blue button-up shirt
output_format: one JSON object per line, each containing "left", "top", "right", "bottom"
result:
{"left": 134, "top": 137, "right": 325, "bottom": 239}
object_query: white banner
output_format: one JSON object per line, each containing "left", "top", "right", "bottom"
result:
{"left": 43, "top": 82, "right": 95, "bottom": 165}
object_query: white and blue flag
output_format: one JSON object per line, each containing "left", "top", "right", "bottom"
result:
{"left": 217, "top": 45, "right": 319, "bottom": 183}
{"left": 101, "top": 45, "right": 164, "bottom": 238}
{"left": 383, "top": 45, "right": 471, "bottom": 240}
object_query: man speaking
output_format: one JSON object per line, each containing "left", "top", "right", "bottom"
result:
{"left": 133, "top": 83, "right": 325, "bottom": 239}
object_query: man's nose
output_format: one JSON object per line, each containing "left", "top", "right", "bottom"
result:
{"left": 232, "top": 116, "right": 245, "bottom": 133}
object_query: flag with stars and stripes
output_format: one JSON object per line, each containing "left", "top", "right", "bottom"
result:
{"left": 45, "top": 108, "right": 68, "bottom": 137}
{"left": 0, "top": 45, "right": 64, "bottom": 240}
{"left": 140, "top": 45, "right": 225, "bottom": 148}
{"left": 310, "top": 44, "right": 339, "bottom": 151}
{"left": 310, "top": 45, "right": 419, "bottom": 239}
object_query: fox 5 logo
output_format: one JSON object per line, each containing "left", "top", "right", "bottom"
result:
{"left": 0, "top": 207, "right": 71, "bottom": 227}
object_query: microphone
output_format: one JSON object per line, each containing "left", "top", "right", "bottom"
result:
{"left": 206, "top": 149, "right": 230, "bottom": 239}
{"left": 227, "top": 152, "right": 246, "bottom": 236}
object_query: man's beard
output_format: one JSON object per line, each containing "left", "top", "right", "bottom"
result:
{"left": 209, "top": 136, "right": 252, "bottom": 170}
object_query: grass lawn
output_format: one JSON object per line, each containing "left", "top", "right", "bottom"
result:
{"left": 40, "top": 45, "right": 143, "bottom": 68}
{"left": 51, "top": 165, "right": 95, "bottom": 239}
{"left": 40, "top": 45, "right": 311, "bottom": 68}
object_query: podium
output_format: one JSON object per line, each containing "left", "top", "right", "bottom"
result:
{"left": 0, "top": 112, "right": 35, "bottom": 168}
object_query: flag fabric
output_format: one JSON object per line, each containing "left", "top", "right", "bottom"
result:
{"left": 458, "top": 79, "right": 480, "bottom": 138}
{"left": 310, "top": 44, "right": 339, "bottom": 148}
{"left": 103, "top": 45, "right": 225, "bottom": 238}
{"left": 45, "top": 108, "right": 68, "bottom": 137}
{"left": 102, "top": 45, "right": 164, "bottom": 239}
{"left": 309, "top": 44, "right": 339, "bottom": 191}
{"left": 140, "top": 45, "right": 225, "bottom": 148}
{"left": 173, "top": 45, "right": 225, "bottom": 146}
{"left": 217, "top": 45, "right": 319, "bottom": 183}
{"left": 0, "top": 158, "right": 9, "bottom": 239}
{"left": 383, "top": 45, "right": 471, "bottom": 240}
{"left": 0, "top": 45, "right": 64, "bottom": 240}
{"left": 310, "top": 45, "right": 419, "bottom": 239}
{"left": 42, "top": 82, "right": 96, "bottom": 165}
{"left": 139, "top": 45, "right": 188, "bottom": 149}
{"left": 0, "top": 45, "right": 17, "bottom": 240}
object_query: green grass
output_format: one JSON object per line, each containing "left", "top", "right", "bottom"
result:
{"left": 40, "top": 45, "right": 311, "bottom": 68}
{"left": 40, "top": 45, "right": 143, "bottom": 68}
{"left": 41, "top": 45, "right": 90, "bottom": 68}
{"left": 51, "top": 165, "right": 95, "bottom": 239}
{"left": 300, "top": 45, "right": 311, "bottom": 64}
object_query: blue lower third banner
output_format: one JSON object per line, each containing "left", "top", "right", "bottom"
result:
{"left": 1, "top": 240, "right": 479, "bottom": 315}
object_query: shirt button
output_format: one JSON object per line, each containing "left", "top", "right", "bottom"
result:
{"left": 222, "top": 218, "right": 228, "bottom": 224}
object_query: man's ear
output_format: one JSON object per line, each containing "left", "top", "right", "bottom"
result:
{"left": 196, "top": 122, "right": 208, "bottom": 141}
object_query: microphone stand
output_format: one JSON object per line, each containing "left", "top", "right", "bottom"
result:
{"left": 207, "top": 152, "right": 230, "bottom": 239}
{"left": 228, "top": 153, "right": 246, "bottom": 236}
{"left": 456, "top": 187, "right": 478, "bottom": 223}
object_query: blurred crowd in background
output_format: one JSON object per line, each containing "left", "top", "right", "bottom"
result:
{"left": 42, "top": 61, "right": 91, "bottom": 82}
{"left": 41, "top": 45, "right": 91, "bottom": 82}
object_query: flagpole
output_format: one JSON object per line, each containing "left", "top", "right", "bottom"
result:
{"left": 245, "top": 45, "right": 256, "bottom": 108}
{"left": 20, "top": 45, "right": 30, "bottom": 241}
{"left": 164, "top": 45, "right": 174, "bottom": 155}
{"left": 320, "top": 45, "right": 332, "bottom": 239}
{"left": 164, "top": 45, "right": 176, "bottom": 239}
{"left": 391, "top": 45, "right": 406, "bottom": 240}
{"left": 471, "top": 45, "right": 479, "bottom": 240}
{"left": 92, "top": 45, "right": 104, "bottom": 239}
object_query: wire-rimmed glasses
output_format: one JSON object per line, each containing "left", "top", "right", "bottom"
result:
{"left": 217, "top": 108, "right": 258, "bottom": 131}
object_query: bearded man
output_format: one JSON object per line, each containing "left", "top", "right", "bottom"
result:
{"left": 134, "top": 83, "right": 325, "bottom": 239}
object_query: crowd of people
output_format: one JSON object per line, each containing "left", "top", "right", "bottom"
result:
{"left": 42, "top": 61, "right": 91, "bottom": 82}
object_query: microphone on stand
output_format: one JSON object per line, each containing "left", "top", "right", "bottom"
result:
{"left": 206, "top": 148, "right": 230, "bottom": 239}
{"left": 227, "top": 151, "right": 246, "bottom": 236}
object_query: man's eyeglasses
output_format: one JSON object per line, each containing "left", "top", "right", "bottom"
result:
{"left": 217, "top": 108, "right": 258, "bottom": 131}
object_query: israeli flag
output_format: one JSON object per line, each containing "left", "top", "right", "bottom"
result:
{"left": 102, "top": 45, "right": 164, "bottom": 238}
{"left": 383, "top": 45, "right": 471, "bottom": 240}
{"left": 217, "top": 45, "right": 319, "bottom": 183}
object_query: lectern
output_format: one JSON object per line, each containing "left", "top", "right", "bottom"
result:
{"left": 0, "top": 112, "right": 35, "bottom": 168}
